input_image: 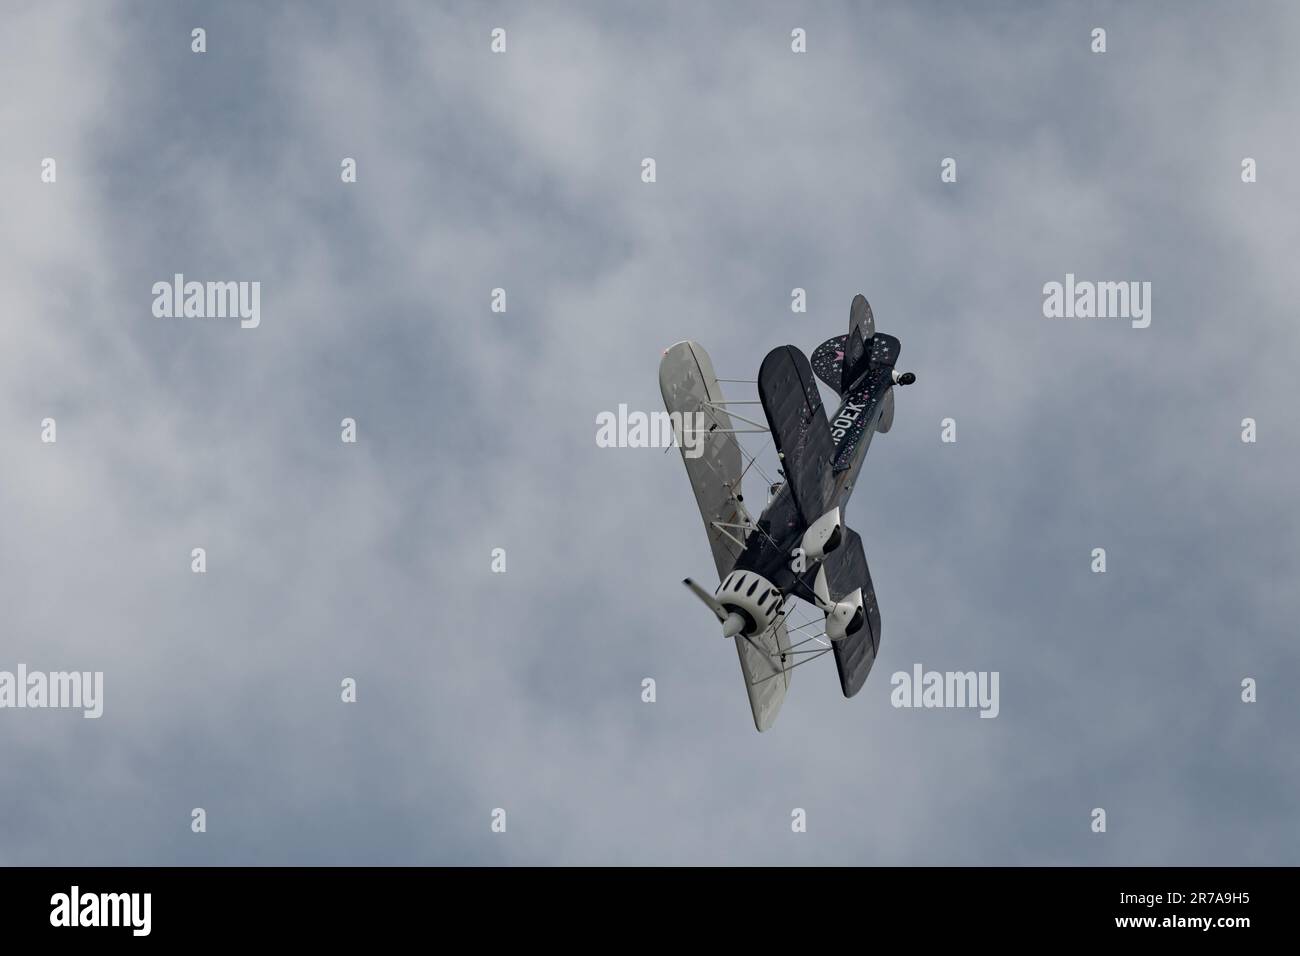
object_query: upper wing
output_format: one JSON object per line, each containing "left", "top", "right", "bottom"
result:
{"left": 734, "top": 615, "right": 792, "bottom": 731}
{"left": 757, "top": 345, "right": 836, "bottom": 524}
{"left": 814, "top": 527, "right": 881, "bottom": 698}
{"left": 659, "top": 341, "right": 752, "bottom": 579}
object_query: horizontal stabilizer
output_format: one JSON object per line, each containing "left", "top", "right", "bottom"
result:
{"left": 877, "top": 388, "right": 895, "bottom": 433}
{"left": 810, "top": 334, "right": 848, "bottom": 396}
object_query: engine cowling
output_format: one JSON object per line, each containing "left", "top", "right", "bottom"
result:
{"left": 812, "top": 563, "right": 866, "bottom": 642}
{"left": 714, "top": 569, "right": 783, "bottom": 638}
{"left": 800, "top": 507, "right": 843, "bottom": 563}
{"left": 824, "top": 588, "right": 865, "bottom": 642}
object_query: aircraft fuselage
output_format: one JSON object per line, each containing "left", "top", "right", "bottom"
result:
{"left": 730, "top": 377, "right": 890, "bottom": 604}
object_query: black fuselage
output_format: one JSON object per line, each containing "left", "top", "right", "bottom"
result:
{"left": 731, "top": 374, "right": 890, "bottom": 602}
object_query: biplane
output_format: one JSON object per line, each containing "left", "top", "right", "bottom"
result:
{"left": 659, "top": 295, "right": 915, "bottom": 731}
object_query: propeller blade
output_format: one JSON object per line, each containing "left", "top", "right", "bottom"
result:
{"left": 682, "top": 578, "right": 726, "bottom": 621}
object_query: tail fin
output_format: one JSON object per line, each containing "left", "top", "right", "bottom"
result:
{"left": 848, "top": 293, "right": 875, "bottom": 339}
{"left": 841, "top": 294, "right": 875, "bottom": 392}
{"left": 811, "top": 295, "right": 891, "bottom": 396}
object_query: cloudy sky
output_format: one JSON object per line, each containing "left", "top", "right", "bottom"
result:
{"left": 2, "top": 1, "right": 1297, "bottom": 865}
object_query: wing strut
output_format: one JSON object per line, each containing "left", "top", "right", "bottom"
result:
{"left": 747, "top": 647, "right": 834, "bottom": 686}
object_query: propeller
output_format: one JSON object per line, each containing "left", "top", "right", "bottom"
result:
{"left": 811, "top": 565, "right": 865, "bottom": 641}
{"left": 682, "top": 578, "right": 746, "bottom": 638}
